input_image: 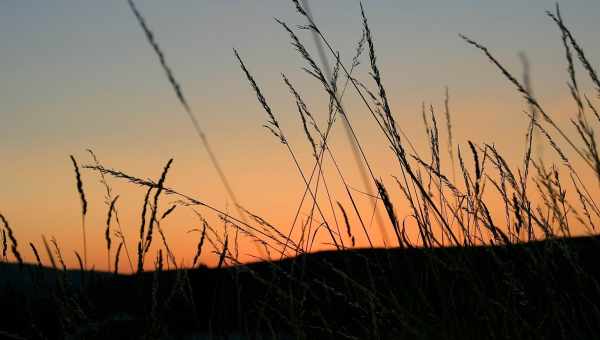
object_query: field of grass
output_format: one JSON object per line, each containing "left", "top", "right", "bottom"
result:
{"left": 2, "top": 235, "right": 600, "bottom": 339}
{"left": 2, "top": 1, "right": 600, "bottom": 339}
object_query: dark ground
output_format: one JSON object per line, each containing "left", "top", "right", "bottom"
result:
{"left": 2, "top": 235, "right": 600, "bottom": 339}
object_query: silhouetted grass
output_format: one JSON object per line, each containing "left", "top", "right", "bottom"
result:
{"left": 2, "top": 1, "right": 600, "bottom": 339}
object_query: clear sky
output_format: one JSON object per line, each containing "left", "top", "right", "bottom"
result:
{"left": 2, "top": 1, "right": 599, "bottom": 270}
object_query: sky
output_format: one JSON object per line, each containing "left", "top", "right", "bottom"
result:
{"left": 1, "top": 0, "right": 600, "bottom": 271}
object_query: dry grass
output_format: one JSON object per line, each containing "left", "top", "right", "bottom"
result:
{"left": 2, "top": 1, "right": 600, "bottom": 339}
{"left": 69, "top": 155, "right": 88, "bottom": 270}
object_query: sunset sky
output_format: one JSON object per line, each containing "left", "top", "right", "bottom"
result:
{"left": 2, "top": 1, "right": 600, "bottom": 271}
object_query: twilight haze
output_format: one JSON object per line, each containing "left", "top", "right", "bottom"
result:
{"left": 2, "top": 0, "right": 599, "bottom": 270}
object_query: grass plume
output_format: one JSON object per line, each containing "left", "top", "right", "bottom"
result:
{"left": 69, "top": 155, "right": 88, "bottom": 269}
{"left": 0, "top": 213, "right": 22, "bottom": 266}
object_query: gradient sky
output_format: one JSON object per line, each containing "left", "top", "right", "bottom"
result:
{"left": 2, "top": 1, "right": 600, "bottom": 270}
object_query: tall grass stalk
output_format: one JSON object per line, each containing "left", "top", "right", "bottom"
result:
{"left": 126, "top": 0, "right": 251, "bottom": 234}
{"left": 69, "top": 155, "right": 88, "bottom": 270}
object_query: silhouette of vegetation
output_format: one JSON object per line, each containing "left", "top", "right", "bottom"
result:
{"left": 1, "top": 1, "right": 600, "bottom": 339}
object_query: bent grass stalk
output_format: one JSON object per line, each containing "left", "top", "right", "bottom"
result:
{"left": 87, "top": 149, "right": 134, "bottom": 272}
{"left": 125, "top": 0, "right": 254, "bottom": 241}
{"left": 234, "top": 48, "right": 340, "bottom": 251}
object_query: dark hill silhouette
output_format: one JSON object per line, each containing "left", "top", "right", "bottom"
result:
{"left": 2, "top": 235, "right": 600, "bottom": 339}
